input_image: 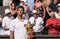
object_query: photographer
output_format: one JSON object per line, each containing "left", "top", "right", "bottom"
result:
{"left": 46, "top": 11, "right": 60, "bottom": 34}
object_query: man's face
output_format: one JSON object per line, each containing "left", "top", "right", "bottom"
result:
{"left": 49, "top": 12, "right": 55, "bottom": 18}
{"left": 33, "top": 13, "right": 37, "bottom": 18}
{"left": 17, "top": 8, "right": 24, "bottom": 16}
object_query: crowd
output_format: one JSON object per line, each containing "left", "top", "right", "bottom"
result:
{"left": 0, "top": 0, "right": 60, "bottom": 39}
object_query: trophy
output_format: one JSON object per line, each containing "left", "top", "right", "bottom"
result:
{"left": 24, "top": 21, "right": 34, "bottom": 39}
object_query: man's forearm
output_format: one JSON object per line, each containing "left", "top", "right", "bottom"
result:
{"left": 10, "top": 31, "right": 14, "bottom": 39}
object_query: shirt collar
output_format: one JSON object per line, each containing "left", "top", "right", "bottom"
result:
{"left": 16, "top": 17, "right": 24, "bottom": 22}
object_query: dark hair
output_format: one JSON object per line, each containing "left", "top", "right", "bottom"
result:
{"left": 17, "top": 6, "right": 24, "bottom": 13}
{"left": 10, "top": 2, "right": 16, "bottom": 10}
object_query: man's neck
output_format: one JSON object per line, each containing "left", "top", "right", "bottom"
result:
{"left": 51, "top": 17, "right": 55, "bottom": 19}
{"left": 17, "top": 15, "right": 23, "bottom": 21}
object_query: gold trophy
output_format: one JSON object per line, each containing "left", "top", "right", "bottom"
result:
{"left": 24, "top": 21, "right": 34, "bottom": 39}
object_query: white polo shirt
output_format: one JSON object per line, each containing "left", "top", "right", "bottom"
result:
{"left": 2, "top": 16, "right": 13, "bottom": 35}
{"left": 29, "top": 17, "right": 44, "bottom": 32}
{"left": 10, "top": 18, "right": 28, "bottom": 39}
{"left": 2, "top": 16, "right": 12, "bottom": 28}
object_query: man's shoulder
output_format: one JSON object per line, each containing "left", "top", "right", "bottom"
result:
{"left": 29, "top": 17, "right": 34, "bottom": 20}
{"left": 3, "top": 16, "right": 9, "bottom": 20}
{"left": 30, "top": 17, "right": 34, "bottom": 19}
{"left": 37, "top": 17, "right": 43, "bottom": 20}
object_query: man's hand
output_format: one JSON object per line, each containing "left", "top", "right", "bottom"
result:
{"left": 3, "top": 26, "right": 9, "bottom": 30}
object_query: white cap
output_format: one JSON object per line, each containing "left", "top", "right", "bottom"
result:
{"left": 20, "top": 0, "right": 27, "bottom": 3}
{"left": 57, "top": 3, "right": 60, "bottom": 7}
{"left": 32, "top": 10, "right": 37, "bottom": 14}
{"left": 5, "top": 9, "right": 10, "bottom": 15}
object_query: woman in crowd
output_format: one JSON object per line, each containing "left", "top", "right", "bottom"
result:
{"left": 9, "top": 2, "right": 17, "bottom": 18}
{"left": 33, "top": 0, "right": 46, "bottom": 19}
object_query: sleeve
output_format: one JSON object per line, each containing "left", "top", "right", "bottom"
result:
{"left": 40, "top": 18, "right": 44, "bottom": 25}
{"left": 2, "top": 17, "right": 6, "bottom": 27}
{"left": 9, "top": 20, "right": 15, "bottom": 31}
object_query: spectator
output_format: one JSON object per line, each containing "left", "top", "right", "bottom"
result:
{"left": 54, "top": 3, "right": 60, "bottom": 19}
{"left": 49, "top": 0, "right": 58, "bottom": 11}
{"left": 5, "top": 2, "right": 17, "bottom": 18}
{"left": 10, "top": 6, "right": 28, "bottom": 39}
{"left": 46, "top": 11, "right": 60, "bottom": 34}
{"left": 2, "top": 9, "right": 13, "bottom": 35}
{"left": 29, "top": 10, "right": 44, "bottom": 34}
{"left": 3, "top": 0, "right": 13, "bottom": 6}
{"left": 33, "top": 0, "right": 46, "bottom": 19}
{"left": 20, "top": 0, "right": 30, "bottom": 19}
{"left": 0, "top": 15, "right": 3, "bottom": 29}
{"left": 10, "top": 2, "right": 17, "bottom": 18}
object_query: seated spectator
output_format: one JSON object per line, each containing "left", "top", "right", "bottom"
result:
{"left": 5, "top": 3, "right": 17, "bottom": 18}
{"left": 0, "top": 15, "right": 3, "bottom": 29}
{"left": 33, "top": 0, "right": 46, "bottom": 19}
{"left": 2, "top": 9, "right": 13, "bottom": 35}
{"left": 29, "top": 10, "right": 44, "bottom": 34}
{"left": 49, "top": 0, "right": 58, "bottom": 12}
{"left": 46, "top": 11, "right": 60, "bottom": 34}
{"left": 3, "top": 0, "right": 13, "bottom": 6}
{"left": 54, "top": 3, "right": 60, "bottom": 19}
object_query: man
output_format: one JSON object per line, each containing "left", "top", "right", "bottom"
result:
{"left": 10, "top": 6, "right": 28, "bottom": 39}
{"left": 29, "top": 10, "right": 44, "bottom": 33}
{"left": 49, "top": 0, "right": 58, "bottom": 11}
{"left": 46, "top": 11, "right": 60, "bottom": 34}
{"left": 2, "top": 9, "right": 12, "bottom": 35}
